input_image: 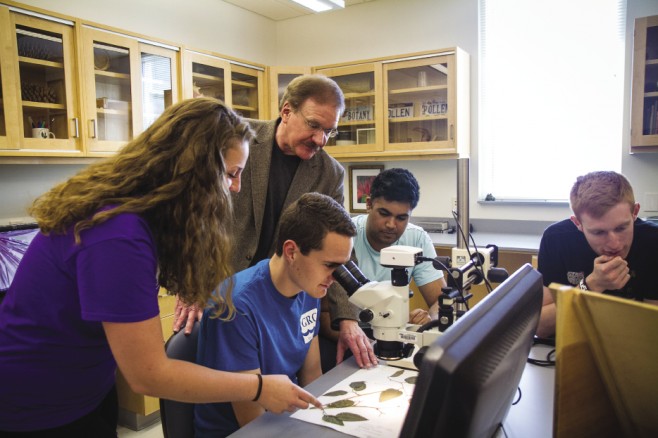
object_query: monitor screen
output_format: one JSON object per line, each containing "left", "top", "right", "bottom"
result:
{"left": 399, "top": 263, "right": 543, "bottom": 438}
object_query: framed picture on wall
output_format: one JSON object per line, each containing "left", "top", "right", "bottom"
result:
{"left": 349, "top": 165, "right": 384, "bottom": 213}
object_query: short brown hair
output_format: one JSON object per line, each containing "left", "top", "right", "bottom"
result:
{"left": 570, "top": 171, "right": 635, "bottom": 219}
{"left": 275, "top": 193, "right": 356, "bottom": 256}
{"left": 280, "top": 74, "right": 345, "bottom": 114}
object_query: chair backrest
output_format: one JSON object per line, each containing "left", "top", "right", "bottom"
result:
{"left": 160, "top": 321, "right": 199, "bottom": 438}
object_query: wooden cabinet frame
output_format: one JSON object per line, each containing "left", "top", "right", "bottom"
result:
{"left": 0, "top": 6, "right": 83, "bottom": 156}
{"left": 316, "top": 62, "right": 384, "bottom": 156}
{"left": 314, "top": 48, "right": 470, "bottom": 162}
{"left": 80, "top": 25, "right": 141, "bottom": 156}
{"left": 631, "top": 14, "right": 658, "bottom": 152}
{"left": 181, "top": 48, "right": 267, "bottom": 119}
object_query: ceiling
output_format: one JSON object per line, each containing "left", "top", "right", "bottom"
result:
{"left": 222, "top": 0, "right": 379, "bottom": 21}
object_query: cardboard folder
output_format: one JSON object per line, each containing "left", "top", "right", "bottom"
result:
{"left": 552, "top": 284, "right": 658, "bottom": 438}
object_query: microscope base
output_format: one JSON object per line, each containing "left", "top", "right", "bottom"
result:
{"left": 383, "top": 345, "right": 420, "bottom": 371}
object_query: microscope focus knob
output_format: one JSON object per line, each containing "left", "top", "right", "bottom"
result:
{"left": 359, "top": 309, "right": 374, "bottom": 323}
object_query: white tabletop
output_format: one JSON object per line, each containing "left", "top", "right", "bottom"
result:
{"left": 229, "top": 344, "right": 555, "bottom": 438}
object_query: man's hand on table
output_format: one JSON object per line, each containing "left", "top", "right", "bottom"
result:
{"left": 336, "top": 319, "right": 378, "bottom": 368}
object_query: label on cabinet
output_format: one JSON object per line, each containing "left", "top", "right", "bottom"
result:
{"left": 341, "top": 105, "right": 373, "bottom": 122}
{"left": 388, "top": 103, "right": 414, "bottom": 118}
{"left": 421, "top": 99, "right": 447, "bottom": 116}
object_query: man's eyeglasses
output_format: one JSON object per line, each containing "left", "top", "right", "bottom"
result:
{"left": 297, "top": 111, "right": 338, "bottom": 139}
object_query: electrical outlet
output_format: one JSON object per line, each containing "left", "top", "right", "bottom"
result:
{"left": 451, "top": 197, "right": 457, "bottom": 211}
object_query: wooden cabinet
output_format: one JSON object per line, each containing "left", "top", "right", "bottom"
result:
{"left": 631, "top": 15, "right": 658, "bottom": 152}
{"left": 316, "top": 62, "right": 384, "bottom": 156}
{"left": 182, "top": 49, "right": 266, "bottom": 119}
{"left": 139, "top": 43, "right": 180, "bottom": 131}
{"left": 231, "top": 64, "right": 265, "bottom": 119}
{"left": 268, "top": 66, "right": 312, "bottom": 118}
{"left": 315, "top": 48, "right": 469, "bottom": 162}
{"left": 0, "top": 6, "right": 83, "bottom": 156}
{"left": 80, "top": 26, "right": 141, "bottom": 156}
{"left": 384, "top": 54, "right": 462, "bottom": 154}
{"left": 80, "top": 26, "right": 181, "bottom": 157}
{"left": 182, "top": 49, "right": 229, "bottom": 101}
{"left": 2, "top": 5, "right": 466, "bottom": 163}
{"left": 0, "top": 3, "right": 180, "bottom": 160}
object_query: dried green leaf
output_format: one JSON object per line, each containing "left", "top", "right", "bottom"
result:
{"left": 323, "top": 415, "right": 344, "bottom": 426}
{"left": 323, "top": 390, "right": 348, "bottom": 397}
{"left": 405, "top": 376, "right": 417, "bottom": 385}
{"left": 349, "top": 381, "right": 367, "bottom": 391}
{"left": 390, "top": 370, "right": 404, "bottom": 378}
{"left": 325, "top": 399, "right": 356, "bottom": 409}
{"left": 379, "top": 388, "right": 403, "bottom": 402}
{"left": 336, "top": 412, "right": 368, "bottom": 422}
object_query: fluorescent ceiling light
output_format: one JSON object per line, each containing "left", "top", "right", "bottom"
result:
{"left": 290, "top": 0, "right": 345, "bottom": 13}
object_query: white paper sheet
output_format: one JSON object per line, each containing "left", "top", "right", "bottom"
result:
{"left": 291, "top": 365, "right": 418, "bottom": 438}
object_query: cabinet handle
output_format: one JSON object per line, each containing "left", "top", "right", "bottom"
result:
{"left": 450, "top": 124, "right": 454, "bottom": 141}
{"left": 73, "top": 118, "right": 79, "bottom": 138}
{"left": 90, "top": 119, "right": 97, "bottom": 139}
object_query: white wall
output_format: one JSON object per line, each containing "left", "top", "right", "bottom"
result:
{"left": 3, "top": 0, "right": 658, "bottom": 224}
{"left": 0, "top": 165, "right": 82, "bottom": 222}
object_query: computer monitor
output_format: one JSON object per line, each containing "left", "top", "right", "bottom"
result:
{"left": 399, "top": 263, "right": 543, "bottom": 438}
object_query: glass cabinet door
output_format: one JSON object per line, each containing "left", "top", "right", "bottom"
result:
{"left": 631, "top": 15, "right": 658, "bottom": 150}
{"left": 268, "top": 67, "right": 311, "bottom": 119}
{"left": 384, "top": 55, "right": 455, "bottom": 152}
{"left": 140, "top": 44, "right": 178, "bottom": 130}
{"left": 82, "top": 27, "right": 140, "bottom": 155}
{"left": 317, "top": 63, "right": 383, "bottom": 155}
{"left": 10, "top": 12, "right": 81, "bottom": 154}
{"left": 230, "top": 64, "right": 263, "bottom": 119}
{"left": 182, "top": 51, "right": 230, "bottom": 101}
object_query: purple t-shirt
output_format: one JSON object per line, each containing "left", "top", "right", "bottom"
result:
{"left": 0, "top": 212, "right": 159, "bottom": 431}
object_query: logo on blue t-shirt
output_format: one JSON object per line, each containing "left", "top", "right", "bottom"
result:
{"left": 300, "top": 309, "right": 318, "bottom": 344}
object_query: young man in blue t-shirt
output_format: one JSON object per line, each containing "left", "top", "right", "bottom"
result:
{"left": 194, "top": 193, "right": 357, "bottom": 437}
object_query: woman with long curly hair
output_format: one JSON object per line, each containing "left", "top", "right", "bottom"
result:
{"left": 0, "top": 98, "right": 320, "bottom": 437}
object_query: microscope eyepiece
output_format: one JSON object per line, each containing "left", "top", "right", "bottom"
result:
{"left": 332, "top": 261, "right": 370, "bottom": 296}
{"left": 344, "top": 260, "right": 369, "bottom": 286}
